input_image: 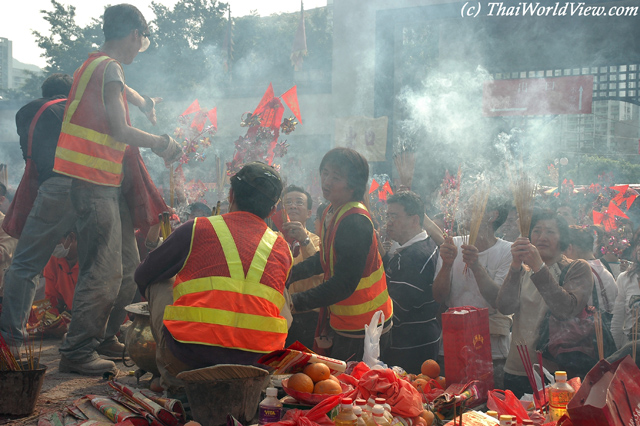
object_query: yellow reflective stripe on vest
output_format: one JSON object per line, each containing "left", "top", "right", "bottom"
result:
{"left": 172, "top": 276, "right": 285, "bottom": 309}
{"left": 55, "top": 146, "right": 123, "bottom": 175}
{"left": 208, "top": 216, "right": 245, "bottom": 280}
{"left": 329, "top": 202, "right": 369, "bottom": 273}
{"left": 330, "top": 287, "right": 390, "bottom": 316}
{"left": 65, "top": 55, "right": 111, "bottom": 122}
{"left": 163, "top": 305, "right": 288, "bottom": 334}
{"left": 353, "top": 264, "right": 384, "bottom": 291}
{"left": 246, "top": 228, "right": 278, "bottom": 283}
{"left": 61, "top": 122, "right": 126, "bottom": 151}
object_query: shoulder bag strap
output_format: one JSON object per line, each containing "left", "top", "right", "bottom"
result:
{"left": 590, "top": 266, "right": 610, "bottom": 311}
{"left": 27, "top": 98, "right": 65, "bottom": 158}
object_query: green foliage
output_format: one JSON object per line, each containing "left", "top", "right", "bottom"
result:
{"left": 567, "top": 155, "right": 640, "bottom": 185}
{"left": 26, "top": 0, "right": 333, "bottom": 100}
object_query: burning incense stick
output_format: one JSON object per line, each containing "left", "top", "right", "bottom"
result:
{"left": 517, "top": 341, "right": 541, "bottom": 409}
{"left": 506, "top": 160, "right": 537, "bottom": 238}
{"left": 537, "top": 350, "right": 548, "bottom": 414}
{"left": 468, "top": 182, "right": 490, "bottom": 246}
{"left": 393, "top": 139, "right": 416, "bottom": 190}
{"left": 594, "top": 311, "right": 604, "bottom": 360}
{"left": 633, "top": 309, "right": 639, "bottom": 363}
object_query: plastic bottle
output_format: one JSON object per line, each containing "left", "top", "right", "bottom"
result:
{"left": 372, "top": 405, "right": 391, "bottom": 426}
{"left": 364, "top": 398, "right": 376, "bottom": 415}
{"left": 549, "top": 371, "right": 576, "bottom": 421}
{"left": 353, "top": 406, "right": 367, "bottom": 426}
{"left": 258, "top": 387, "right": 282, "bottom": 426}
{"left": 335, "top": 398, "right": 358, "bottom": 426}
{"left": 498, "top": 415, "right": 512, "bottom": 426}
{"left": 374, "top": 398, "right": 393, "bottom": 422}
{"left": 486, "top": 411, "right": 499, "bottom": 420}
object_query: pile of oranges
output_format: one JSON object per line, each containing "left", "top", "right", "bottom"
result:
{"left": 286, "top": 362, "right": 343, "bottom": 395}
{"left": 406, "top": 359, "right": 446, "bottom": 394}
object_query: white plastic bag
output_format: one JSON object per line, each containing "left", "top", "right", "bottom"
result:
{"left": 363, "top": 310, "right": 387, "bottom": 369}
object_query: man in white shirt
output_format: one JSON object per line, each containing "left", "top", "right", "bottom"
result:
{"left": 433, "top": 198, "right": 512, "bottom": 389}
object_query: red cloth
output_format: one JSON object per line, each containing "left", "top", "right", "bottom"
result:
{"left": 43, "top": 257, "right": 78, "bottom": 313}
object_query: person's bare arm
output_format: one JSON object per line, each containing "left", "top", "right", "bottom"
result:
{"left": 424, "top": 213, "right": 444, "bottom": 246}
{"left": 462, "top": 244, "right": 501, "bottom": 308}
{"left": 125, "top": 85, "right": 162, "bottom": 125}
{"left": 104, "top": 81, "right": 166, "bottom": 149}
{"left": 432, "top": 237, "right": 456, "bottom": 304}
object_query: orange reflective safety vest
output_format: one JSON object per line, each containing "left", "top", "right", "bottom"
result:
{"left": 53, "top": 52, "right": 128, "bottom": 186}
{"left": 163, "top": 213, "right": 293, "bottom": 353}
{"left": 320, "top": 202, "right": 393, "bottom": 332}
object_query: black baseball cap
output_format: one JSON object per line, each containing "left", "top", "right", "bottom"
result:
{"left": 232, "top": 162, "right": 283, "bottom": 203}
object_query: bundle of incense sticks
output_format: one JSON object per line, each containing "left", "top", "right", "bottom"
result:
{"left": 516, "top": 341, "right": 541, "bottom": 410}
{"left": 393, "top": 149, "right": 416, "bottom": 190}
{"left": 506, "top": 160, "right": 537, "bottom": 238}
{"left": 159, "top": 212, "right": 172, "bottom": 240}
{"left": 536, "top": 350, "right": 548, "bottom": 414}
{"left": 468, "top": 183, "right": 491, "bottom": 247}
{"left": 169, "top": 165, "right": 175, "bottom": 208}
{"left": 0, "top": 332, "right": 42, "bottom": 371}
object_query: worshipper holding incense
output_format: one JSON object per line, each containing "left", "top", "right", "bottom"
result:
{"left": 497, "top": 209, "right": 594, "bottom": 397}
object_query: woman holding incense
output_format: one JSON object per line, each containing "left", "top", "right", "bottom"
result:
{"left": 497, "top": 209, "right": 593, "bottom": 397}
{"left": 289, "top": 147, "right": 393, "bottom": 362}
{"left": 608, "top": 230, "right": 640, "bottom": 365}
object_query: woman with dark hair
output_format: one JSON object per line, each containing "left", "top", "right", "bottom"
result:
{"left": 497, "top": 210, "right": 594, "bottom": 397}
{"left": 289, "top": 147, "right": 393, "bottom": 362}
{"left": 610, "top": 229, "right": 640, "bottom": 357}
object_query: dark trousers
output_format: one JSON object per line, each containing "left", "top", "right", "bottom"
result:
{"left": 503, "top": 372, "right": 533, "bottom": 399}
{"left": 330, "top": 330, "right": 391, "bottom": 363}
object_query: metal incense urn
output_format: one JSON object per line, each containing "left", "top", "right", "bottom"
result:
{"left": 124, "top": 302, "right": 160, "bottom": 377}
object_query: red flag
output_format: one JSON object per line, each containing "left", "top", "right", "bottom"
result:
{"left": 181, "top": 99, "right": 200, "bottom": 116}
{"left": 253, "top": 84, "right": 275, "bottom": 116}
{"left": 207, "top": 108, "right": 217, "bottom": 129}
{"left": 610, "top": 185, "right": 639, "bottom": 210}
{"left": 290, "top": 1, "right": 307, "bottom": 71}
{"left": 369, "top": 179, "right": 380, "bottom": 194}
{"left": 382, "top": 181, "right": 394, "bottom": 196}
{"left": 280, "top": 86, "right": 303, "bottom": 124}
{"left": 593, "top": 201, "right": 629, "bottom": 232}
{"left": 378, "top": 190, "right": 388, "bottom": 201}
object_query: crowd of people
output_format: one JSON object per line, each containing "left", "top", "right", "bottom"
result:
{"left": 0, "top": 2, "right": 639, "bottom": 404}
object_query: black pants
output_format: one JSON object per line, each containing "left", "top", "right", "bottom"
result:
{"left": 503, "top": 372, "right": 533, "bottom": 399}
{"left": 330, "top": 330, "right": 391, "bottom": 363}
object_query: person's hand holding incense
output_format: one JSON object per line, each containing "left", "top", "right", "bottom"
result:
{"left": 510, "top": 236, "right": 544, "bottom": 273}
{"left": 440, "top": 236, "right": 457, "bottom": 266}
{"left": 282, "top": 221, "right": 307, "bottom": 243}
{"left": 461, "top": 244, "right": 480, "bottom": 271}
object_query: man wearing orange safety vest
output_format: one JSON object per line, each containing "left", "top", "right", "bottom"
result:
{"left": 135, "top": 162, "right": 293, "bottom": 390}
{"left": 289, "top": 147, "right": 393, "bottom": 362}
{"left": 54, "top": 4, "right": 183, "bottom": 375}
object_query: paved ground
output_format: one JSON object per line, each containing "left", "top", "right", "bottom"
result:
{"left": 0, "top": 335, "right": 152, "bottom": 426}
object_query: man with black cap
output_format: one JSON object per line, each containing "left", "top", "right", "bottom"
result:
{"left": 135, "top": 162, "right": 293, "bottom": 389}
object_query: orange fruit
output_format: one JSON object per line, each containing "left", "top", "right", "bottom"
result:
{"left": 413, "top": 378, "right": 430, "bottom": 393}
{"left": 303, "top": 363, "right": 331, "bottom": 383}
{"left": 421, "top": 410, "right": 435, "bottom": 426}
{"left": 327, "top": 374, "right": 340, "bottom": 383}
{"left": 313, "top": 379, "right": 343, "bottom": 395}
{"left": 421, "top": 359, "right": 440, "bottom": 379}
{"left": 436, "top": 376, "right": 446, "bottom": 389}
{"left": 288, "top": 373, "right": 314, "bottom": 393}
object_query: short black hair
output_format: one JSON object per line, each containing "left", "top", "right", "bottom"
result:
{"left": 41, "top": 73, "right": 72, "bottom": 98}
{"left": 387, "top": 191, "right": 425, "bottom": 226}
{"left": 529, "top": 209, "right": 570, "bottom": 252}
{"left": 568, "top": 225, "right": 594, "bottom": 252}
{"left": 231, "top": 178, "right": 277, "bottom": 219}
{"left": 189, "top": 202, "right": 210, "bottom": 215}
{"left": 486, "top": 198, "right": 510, "bottom": 231}
{"left": 283, "top": 185, "right": 312, "bottom": 210}
{"left": 103, "top": 4, "right": 148, "bottom": 41}
{"left": 319, "top": 147, "right": 369, "bottom": 202}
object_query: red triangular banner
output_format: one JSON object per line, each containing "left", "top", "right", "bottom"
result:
{"left": 207, "top": 107, "right": 217, "bottom": 129}
{"left": 253, "top": 84, "right": 275, "bottom": 116}
{"left": 280, "top": 85, "right": 303, "bottom": 124}
{"left": 606, "top": 201, "right": 629, "bottom": 220}
{"left": 369, "top": 179, "right": 379, "bottom": 194}
{"left": 382, "top": 181, "right": 394, "bottom": 196}
{"left": 181, "top": 99, "right": 200, "bottom": 116}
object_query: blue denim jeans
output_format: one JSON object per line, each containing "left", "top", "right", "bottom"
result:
{"left": 0, "top": 177, "right": 76, "bottom": 345}
{"left": 59, "top": 182, "right": 138, "bottom": 361}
